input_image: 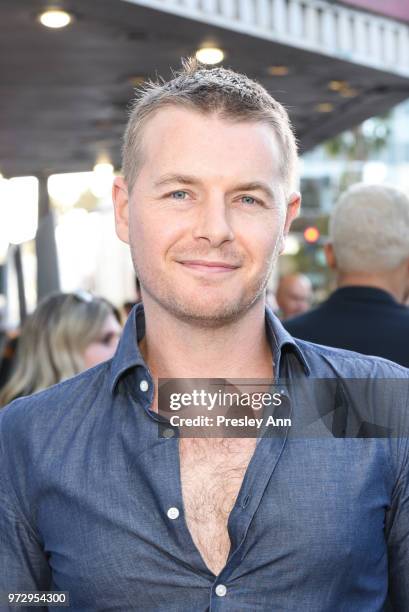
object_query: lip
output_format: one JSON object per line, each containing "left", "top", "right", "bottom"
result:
{"left": 178, "top": 260, "right": 240, "bottom": 273}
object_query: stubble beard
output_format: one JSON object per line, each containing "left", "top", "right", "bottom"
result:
{"left": 130, "top": 246, "right": 278, "bottom": 330}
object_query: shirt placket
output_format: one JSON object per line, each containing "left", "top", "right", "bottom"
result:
{"left": 208, "top": 420, "right": 291, "bottom": 609}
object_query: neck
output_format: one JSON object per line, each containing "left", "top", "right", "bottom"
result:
{"left": 139, "top": 296, "right": 273, "bottom": 381}
{"left": 336, "top": 271, "right": 404, "bottom": 303}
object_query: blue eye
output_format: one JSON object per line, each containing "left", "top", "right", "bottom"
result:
{"left": 241, "top": 195, "right": 257, "bottom": 205}
{"left": 170, "top": 191, "right": 188, "bottom": 200}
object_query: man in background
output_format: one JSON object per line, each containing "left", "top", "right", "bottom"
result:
{"left": 275, "top": 273, "right": 312, "bottom": 319}
{"left": 285, "top": 183, "right": 409, "bottom": 367}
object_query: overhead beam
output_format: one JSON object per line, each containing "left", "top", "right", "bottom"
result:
{"left": 124, "top": 0, "right": 409, "bottom": 78}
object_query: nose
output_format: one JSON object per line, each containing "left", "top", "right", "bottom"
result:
{"left": 192, "top": 195, "right": 234, "bottom": 247}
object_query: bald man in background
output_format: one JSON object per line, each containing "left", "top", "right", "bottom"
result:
{"left": 275, "top": 273, "right": 312, "bottom": 320}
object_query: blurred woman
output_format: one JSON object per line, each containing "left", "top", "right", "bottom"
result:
{"left": 0, "top": 291, "right": 122, "bottom": 407}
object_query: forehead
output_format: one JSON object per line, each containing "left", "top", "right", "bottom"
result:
{"left": 136, "top": 106, "right": 284, "bottom": 186}
{"left": 284, "top": 280, "right": 311, "bottom": 296}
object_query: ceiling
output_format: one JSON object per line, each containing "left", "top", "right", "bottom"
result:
{"left": 1, "top": 0, "right": 409, "bottom": 177}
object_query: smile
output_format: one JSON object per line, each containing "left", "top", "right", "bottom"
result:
{"left": 178, "top": 260, "right": 240, "bottom": 273}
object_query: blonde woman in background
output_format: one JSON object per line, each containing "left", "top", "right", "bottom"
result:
{"left": 0, "top": 291, "right": 122, "bottom": 407}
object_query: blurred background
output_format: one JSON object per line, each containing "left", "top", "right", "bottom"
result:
{"left": 1, "top": 0, "right": 409, "bottom": 327}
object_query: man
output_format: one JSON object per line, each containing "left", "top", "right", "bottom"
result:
{"left": 284, "top": 183, "right": 409, "bottom": 367}
{"left": 275, "top": 272, "right": 312, "bottom": 319}
{"left": 0, "top": 61, "right": 408, "bottom": 611}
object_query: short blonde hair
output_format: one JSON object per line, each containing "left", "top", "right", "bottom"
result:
{"left": 122, "top": 58, "right": 298, "bottom": 196}
{"left": 330, "top": 183, "right": 409, "bottom": 273}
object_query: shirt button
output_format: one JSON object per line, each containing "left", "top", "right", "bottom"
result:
{"left": 140, "top": 380, "right": 149, "bottom": 392}
{"left": 167, "top": 507, "right": 179, "bottom": 520}
{"left": 162, "top": 428, "right": 174, "bottom": 438}
{"left": 215, "top": 584, "right": 227, "bottom": 597}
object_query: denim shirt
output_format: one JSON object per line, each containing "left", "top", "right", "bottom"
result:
{"left": 0, "top": 304, "right": 408, "bottom": 611}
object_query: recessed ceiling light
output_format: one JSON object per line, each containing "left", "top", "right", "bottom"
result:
{"left": 316, "top": 103, "right": 334, "bottom": 113}
{"left": 195, "top": 47, "right": 224, "bottom": 65}
{"left": 328, "top": 80, "right": 347, "bottom": 91}
{"left": 39, "top": 9, "right": 72, "bottom": 29}
{"left": 339, "top": 87, "right": 358, "bottom": 98}
{"left": 267, "top": 65, "right": 289, "bottom": 76}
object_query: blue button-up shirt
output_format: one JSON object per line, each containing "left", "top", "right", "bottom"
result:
{"left": 1, "top": 305, "right": 408, "bottom": 611}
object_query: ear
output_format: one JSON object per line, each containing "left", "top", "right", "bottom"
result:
{"left": 112, "top": 176, "right": 130, "bottom": 245}
{"left": 278, "top": 191, "right": 301, "bottom": 255}
{"left": 324, "top": 242, "right": 337, "bottom": 269}
{"left": 401, "top": 257, "right": 409, "bottom": 304}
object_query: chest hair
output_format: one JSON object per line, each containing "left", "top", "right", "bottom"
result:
{"left": 179, "top": 438, "right": 256, "bottom": 574}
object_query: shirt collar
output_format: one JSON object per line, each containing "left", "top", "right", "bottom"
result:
{"left": 265, "top": 306, "right": 310, "bottom": 376}
{"left": 109, "top": 302, "right": 146, "bottom": 394}
{"left": 328, "top": 286, "right": 399, "bottom": 305}
{"left": 109, "top": 302, "right": 310, "bottom": 394}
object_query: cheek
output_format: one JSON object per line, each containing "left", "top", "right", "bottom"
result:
{"left": 82, "top": 344, "right": 117, "bottom": 370}
{"left": 240, "top": 219, "right": 284, "bottom": 262}
{"left": 130, "top": 209, "right": 188, "bottom": 265}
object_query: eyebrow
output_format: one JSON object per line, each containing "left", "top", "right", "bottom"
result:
{"left": 232, "top": 181, "right": 275, "bottom": 200}
{"left": 153, "top": 174, "right": 275, "bottom": 200}
{"left": 153, "top": 174, "right": 200, "bottom": 188}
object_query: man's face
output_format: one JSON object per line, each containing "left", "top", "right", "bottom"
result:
{"left": 113, "top": 107, "right": 300, "bottom": 326}
{"left": 277, "top": 277, "right": 312, "bottom": 319}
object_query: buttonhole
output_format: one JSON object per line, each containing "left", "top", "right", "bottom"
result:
{"left": 242, "top": 494, "right": 250, "bottom": 508}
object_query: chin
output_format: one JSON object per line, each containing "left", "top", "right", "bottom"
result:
{"left": 163, "top": 291, "right": 262, "bottom": 328}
